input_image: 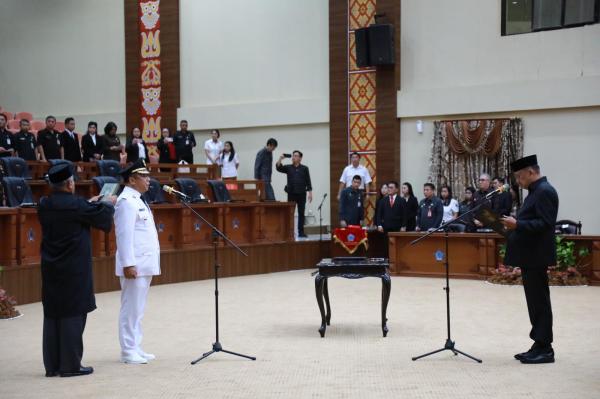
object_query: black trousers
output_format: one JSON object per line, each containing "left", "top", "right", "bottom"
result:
{"left": 179, "top": 153, "right": 193, "bottom": 164}
{"left": 288, "top": 193, "right": 307, "bottom": 235}
{"left": 264, "top": 182, "right": 275, "bottom": 201}
{"left": 43, "top": 314, "right": 87, "bottom": 373}
{"left": 521, "top": 267, "right": 553, "bottom": 346}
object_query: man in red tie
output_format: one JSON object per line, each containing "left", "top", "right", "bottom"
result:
{"left": 376, "top": 181, "right": 406, "bottom": 256}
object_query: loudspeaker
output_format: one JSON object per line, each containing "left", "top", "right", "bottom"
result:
{"left": 368, "top": 24, "right": 395, "bottom": 65}
{"left": 355, "top": 27, "right": 370, "bottom": 68}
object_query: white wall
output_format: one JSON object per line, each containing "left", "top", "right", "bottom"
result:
{"left": 191, "top": 123, "right": 331, "bottom": 225}
{"left": 178, "top": 0, "right": 329, "bottom": 129}
{"left": 0, "top": 0, "right": 125, "bottom": 130}
{"left": 398, "top": 0, "right": 600, "bottom": 117}
{"left": 398, "top": 0, "right": 600, "bottom": 233}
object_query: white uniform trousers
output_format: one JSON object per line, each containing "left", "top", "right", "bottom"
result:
{"left": 119, "top": 276, "right": 152, "bottom": 357}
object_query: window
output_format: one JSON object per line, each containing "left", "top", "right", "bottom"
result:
{"left": 502, "top": 0, "right": 599, "bottom": 35}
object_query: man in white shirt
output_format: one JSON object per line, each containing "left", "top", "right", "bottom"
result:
{"left": 337, "top": 152, "right": 373, "bottom": 200}
{"left": 114, "top": 159, "right": 160, "bottom": 364}
{"left": 204, "top": 129, "right": 223, "bottom": 165}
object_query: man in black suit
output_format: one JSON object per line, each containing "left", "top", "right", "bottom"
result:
{"left": 60, "top": 117, "right": 82, "bottom": 162}
{"left": 81, "top": 121, "right": 104, "bottom": 162}
{"left": 376, "top": 181, "right": 406, "bottom": 232}
{"left": 491, "top": 176, "right": 513, "bottom": 216}
{"left": 38, "top": 164, "right": 115, "bottom": 377}
{"left": 501, "top": 155, "right": 558, "bottom": 364}
{"left": 254, "top": 138, "right": 278, "bottom": 200}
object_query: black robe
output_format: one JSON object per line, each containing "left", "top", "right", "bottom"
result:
{"left": 38, "top": 191, "right": 114, "bottom": 318}
{"left": 504, "top": 177, "right": 558, "bottom": 269}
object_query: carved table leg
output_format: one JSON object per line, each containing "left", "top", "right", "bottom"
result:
{"left": 323, "top": 278, "right": 331, "bottom": 325}
{"left": 314, "top": 274, "right": 327, "bottom": 337}
{"left": 381, "top": 273, "right": 391, "bottom": 337}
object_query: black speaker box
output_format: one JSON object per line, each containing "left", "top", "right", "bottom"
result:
{"left": 355, "top": 27, "right": 370, "bottom": 68}
{"left": 368, "top": 24, "right": 395, "bottom": 66}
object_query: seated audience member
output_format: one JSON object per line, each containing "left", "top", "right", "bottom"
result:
{"left": 401, "top": 182, "right": 419, "bottom": 231}
{"left": 458, "top": 186, "right": 476, "bottom": 232}
{"left": 254, "top": 138, "right": 278, "bottom": 201}
{"left": 373, "top": 183, "right": 389, "bottom": 228}
{"left": 37, "top": 116, "right": 62, "bottom": 161}
{"left": 218, "top": 141, "right": 239, "bottom": 180}
{"left": 174, "top": 120, "right": 196, "bottom": 164}
{"left": 376, "top": 181, "right": 406, "bottom": 233}
{"left": 204, "top": 129, "right": 223, "bottom": 165}
{"left": 14, "top": 119, "right": 39, "bottom": 161}
{"left": 491, "top": 176, "right": 513, "bottom": 217}
{"left": 81, "top": 121, "right": 104, "bottom": 162}
{"left": 440, "top": 185, "right": 459, "bottom": 224}
{"left": 125, "top": 127, "right": 149, "bottom": 164}
{"left": 473, "top": 173, "right": 492, "bottom": 228}
{"left": 337, "top": 152, "right": 372, "bottom": 200}
{"left": 157, "top": 128, "right": 177, "bottom": 169}
{"left": 339, "top": 175, "right": 364, "bottom": 227}
{"left": 102, "top": 122, "right": 124, "bottom": 162}
{"left": 0, "top": 113, "right": 15, "bottom": 158}
{"left": 61, "top": 117, "right": 82, "bottom": 162}
{"left": 416, "top": 183, "right": 443, "bottom": 232}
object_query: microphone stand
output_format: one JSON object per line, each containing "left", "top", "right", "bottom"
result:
{"left": 169, "top": 194, "right": 256, "bottom": 364}
{"left": 410, "top": 197, "right": 499, "bottom": 363}
{"left": 317, "top": 194, "right": 327, "bottom": 244}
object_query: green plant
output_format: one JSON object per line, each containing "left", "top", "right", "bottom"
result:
{"left": 555, "top": 236, "right": 590, "bottom": 272}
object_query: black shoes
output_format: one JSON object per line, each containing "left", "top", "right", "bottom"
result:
{"left": 59, "top": 366, "right": 94, "bottom": 377}
{"left": 45, "top": 371, "right": 58, "bottom": 377}
{"left": 298, "top": 233, "right": 308, "bottom": 238}
{"left": 515, "top": 346, "right": 555, "bottom": 364}
{"left": 520, "top": 348, "right": 555, "bottom": 364}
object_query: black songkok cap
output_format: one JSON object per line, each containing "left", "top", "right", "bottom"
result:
{"left": 119, "top": 158, "right": 150, "bottom": 181}
{"left": 48, "top": 163, "right": 73, "bottom": 183}
{"left": 510, "top": 154, "right": 538, "bottom": 172}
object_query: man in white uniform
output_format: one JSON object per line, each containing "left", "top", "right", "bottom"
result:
{"left": 337, "top": 152, "right": 373, "bottom": 200}
{"left": 114, "top": 159, "right": 161, "bottom": 364}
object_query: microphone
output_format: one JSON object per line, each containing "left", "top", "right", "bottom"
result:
{"left": 323, "top": 193, "right": 328, "bottom": 199}
{"left": 162, "top": 185, "right": 191, "bottom": 201}
{"left": 318, "top": 193, "right": 328, "bottom": 210}
{"left": 485, "top": 183, "right": 510, "bottom": 199}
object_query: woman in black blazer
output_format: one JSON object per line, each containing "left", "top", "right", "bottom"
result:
{"left": 81, "top": 121, "right": 104, "bottom": 162}
{"left": 125, "top": 127, "right": 149, "bottom": 164}
{"left": 373, "top": 183, "right": 389, "bottom": 227}
{"left": 401, "top": 182, "right": 419, "bottom": 231}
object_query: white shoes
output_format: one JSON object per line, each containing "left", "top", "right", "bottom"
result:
{"left": 121, "top": 353, "right": 148, "bottom": 364}
{"left": 138, "top": 350, "right": 156, "bottom": 361}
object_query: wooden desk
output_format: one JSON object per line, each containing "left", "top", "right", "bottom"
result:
{"left": 17, "top": 208, "right": 42, "bottom": 265}
{"left": 388, "top": 232, "right": 600, "bottom": 284}
{"left": 314, "top": 257, "right": 391, "bottom": 337}
{"left": 257, "top": 202, "right": 295, "bottom": 243}
{"left": 221, "top": 203, "right": 260, "bottom": 244}
{"left": 179, "top": 203, "right": 223, "bottom": 248}
{"left": 150, "top": 204, "right": 183, "bottom": 250}
{"left": 0, "top": 208, "right": 19, "bottom": 266}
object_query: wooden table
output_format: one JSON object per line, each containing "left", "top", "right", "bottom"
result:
{"left": 314, "top": 257, "right": 391, "bottom": 338}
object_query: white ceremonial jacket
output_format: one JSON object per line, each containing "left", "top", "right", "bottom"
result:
{"left": 114, "top": 186, "right": 161, "bottom": 277}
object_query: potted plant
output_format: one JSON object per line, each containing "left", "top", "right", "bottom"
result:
{"left": 0, "top": 266, "right": 21, "bottom": 319}
{"left": 489, "top": 236, "right": 590, "bottom": 286}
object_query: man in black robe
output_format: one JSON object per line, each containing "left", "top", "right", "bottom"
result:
{"left": 38, "top": 164, "right": 115, "bottom": 377}
{"left": 501, "top": 154, "right": 558, "bottom": 364}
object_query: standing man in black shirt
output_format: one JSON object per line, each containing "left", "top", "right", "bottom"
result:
{"left": 276, "top": 150, "right": 312, "bottom": 238}
{"left": 173, "top": 120, "right": 196, "bottom": 164}
{"left": 501, "top": 155, "right": 558, "bottom": 364}
{"left": 0, "top": 113, "right": 15, "bottom": 158}
{"left": 492, "top": 176, "right": 513, "bottom": 216}
{"left": 416, "top": 183, "right": 443, "bottom": 231}
{"left": 14, "top": 119, "right": 39, "bottom": 161}
{"left": 37, "top": 116, "right": 63, "bottom": 161}
{"left": 61, "top": 117, "right": 82, "bottom": 162}
{"left": 339, "top": 175, "right": 364, "bottom": 227}
{"left": 254, "top": 138, "right": 278, "bottom": 200}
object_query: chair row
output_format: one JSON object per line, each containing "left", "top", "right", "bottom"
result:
{"left": 0, "top": 158, "right": 219, "bottom": 182}
{"left": 0, "top": 174, "right": 265, "bottom": 207}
